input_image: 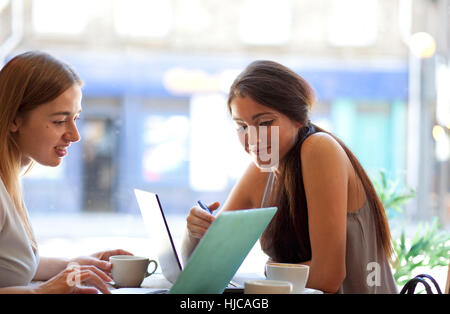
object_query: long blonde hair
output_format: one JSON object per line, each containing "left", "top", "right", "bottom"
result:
{"left": 0, "top": 51, "right": 82, "bottom": 249}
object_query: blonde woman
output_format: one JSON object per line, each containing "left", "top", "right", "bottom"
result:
{"left": 0, "top": 51, "right": 131, "bottom": 294}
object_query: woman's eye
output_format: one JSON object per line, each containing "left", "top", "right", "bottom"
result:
{"left": 260, "top": 120, "right": 274, "bottom": 126}
{"left": 236, "top": 125, "right": 248, "bottom": 133}
{"left": 53, "top": 116, "right": 80, "bottom": 125}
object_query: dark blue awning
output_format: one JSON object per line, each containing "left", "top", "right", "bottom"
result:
{"left": 58, "top": 52, "right": 409, "bottom": 102}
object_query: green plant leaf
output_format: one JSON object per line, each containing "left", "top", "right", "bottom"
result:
{"left": 372, "top": 170, "right": 450, "bottom": 288}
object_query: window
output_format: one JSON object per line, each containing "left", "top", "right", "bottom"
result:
{"left": 142, "top": 114, "right": 189, "bottom": 183}
{"left": 175, "top": 0, "right": 211, "bottom": 33}
{"left": 189, "top": 93, "right": 250, "bottom": 191}
{"left": 0, "top": 0, "right": 8, "bottom": 11}
{"left": 114, "top": 0, "right": 172, "bottom": 39}
{"left": 0, "top": 0, "right": 22, "bottom": 63}
{"left": 328, "top": 0, "right": 378, "bottom": 47}
{"left": 32, "top": 0, "right": 88, "bottom": 35}
{"left": 239, "top": 0, "right": 292, "bottom": 45}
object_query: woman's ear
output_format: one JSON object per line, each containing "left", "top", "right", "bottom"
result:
{"left": 294, "top": 120, "right": 303, "bottom": 129}
{"left": 9, "top": 116, "right": 22, "bottom": 133}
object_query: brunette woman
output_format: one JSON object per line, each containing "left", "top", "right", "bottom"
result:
{"left": 182, "top": 60, "right": 397, "bottom": 294}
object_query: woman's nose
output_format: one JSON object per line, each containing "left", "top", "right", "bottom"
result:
{"left": 247, "top": 125, "right": 260, "bottom": 147}
{"left": 64, "top": 122, "right": 81, "bottom": 143}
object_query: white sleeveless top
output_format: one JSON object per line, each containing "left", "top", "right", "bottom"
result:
{"left": 0, "top": 178, "right": 39, "bottom": 287}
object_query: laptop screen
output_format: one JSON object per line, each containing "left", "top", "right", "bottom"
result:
{"left": 134, "top": 189, "right": 182, "bottom": 283}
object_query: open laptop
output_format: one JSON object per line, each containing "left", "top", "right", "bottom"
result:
{"left": 119, "top": 189, "right": 276, "bottom": 294}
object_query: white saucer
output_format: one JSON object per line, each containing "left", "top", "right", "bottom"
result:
{"left": 301, "top": 288, "right": 324, "bottom": 294}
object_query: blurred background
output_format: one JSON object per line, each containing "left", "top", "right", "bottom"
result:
{"left": 1, "top": 0, "right": 449, "bottom": 288}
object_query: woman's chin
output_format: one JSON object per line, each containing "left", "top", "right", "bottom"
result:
{"left": 253, "top": 158, "right": 278, "bottom": 172}
{"left": 37, "top": 158, "right": 63, "bottom": 167}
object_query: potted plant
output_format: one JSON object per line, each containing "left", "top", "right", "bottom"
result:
{"left": 372, "top": 170, "right": 450, "bottom": 287}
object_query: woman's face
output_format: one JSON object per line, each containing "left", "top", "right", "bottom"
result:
{"left": 230, "top": 96, "right": 302, "bottom": 169}
{"left": 10, "top": 84, "right": 82, "bottom": 167}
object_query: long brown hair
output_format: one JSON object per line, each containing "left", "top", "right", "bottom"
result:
{"left": 227, "top": 60, "right": 393, "bottom": 263}
{"left": 0, "top": 51, "right": 82, "bottom": 249}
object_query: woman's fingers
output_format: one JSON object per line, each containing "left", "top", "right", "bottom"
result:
{"left": 72, "top": 286, "right": 100, "bottom": 294}
{"left": 207, "top": 201, "right": 220, "bottom": 212}
{"left": 186, "top": 207, "right": 215, "bottom": 239}
{"left": 65, "top": 264, "right": 112, "bottom": 294}
{"left": 194, "top": 207, "right": 215, "bottom": 221}
{"left": 78, "top": 268, "right": 111, "bottom": 294}
{"left": 36, "top": 264, "right": 112, "bottom": 294}
{"left": 188, "top": 207, "right": 214, "bottom": 224}
{"left": 186, "top": 200, "right": 220, "bottom": 239}
{"left": 92, "top": 249, "right": 133, "bottom": 261}
{"left": 188, "top": 224, "right": 210, "bottom": 238}
{"left": 80, "top": 265, "right": 112, "bottom": 283}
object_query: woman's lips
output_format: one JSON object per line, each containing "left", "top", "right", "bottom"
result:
{"left": 55, "top": 145, "right": 68, "bottom": 157}
{"left": 249, "top": 146, "right": 271, "bottom": 155}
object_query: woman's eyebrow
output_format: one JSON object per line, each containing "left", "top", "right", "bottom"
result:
{"left": 251, "top": 112, "right": 273, "bottom": 120}
{"left": 232, "top": 112, "right": 274, "bottom": 122}
{"left": 49, "top": 110, "right": 82, "bottom": 116}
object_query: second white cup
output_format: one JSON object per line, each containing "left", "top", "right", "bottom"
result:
{"left": 265, "top": 262, "right": 310, "bottom": 293}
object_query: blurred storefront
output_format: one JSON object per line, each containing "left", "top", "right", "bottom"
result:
{"left": 0, "top": 0, "right": 448, "bottom": 228}
{"left": 16, "top": 52, "right": 408, "bottom": 216}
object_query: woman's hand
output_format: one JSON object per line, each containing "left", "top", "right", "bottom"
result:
{"left": 33, "top": 264, "right": 113, "bottom": 294}
{"left": 71, "top": 249, "right": 133, "bottom": 277}
{"left": 186, "top": 201, "right": 220, "bottom": 239}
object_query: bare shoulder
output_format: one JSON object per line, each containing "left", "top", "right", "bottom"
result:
{"left": 300, "top": 132, "right": 347, "bottom": 162}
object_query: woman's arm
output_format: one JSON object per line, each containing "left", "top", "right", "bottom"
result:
{"left": 181, "top": 163, "right": 268, "bottom": 263}
{"left": 301, "top": 133, "right": 349, "bottom": 293}
{"left": 0, "top": 286, "right": 36, "bottom": 294}
{"left": 217, "top": 162, "right": 268, "bottom": 214}
{"left": 1, "top": 264, "right": 112, "bottom": 294}
{"left": 34, "top": 249, "right": 132, "bottom": 281}
{"left": 34, "top": 257, "right": 70, "bottom": 281}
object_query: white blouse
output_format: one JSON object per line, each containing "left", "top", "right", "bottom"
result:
{"left": 0, "top": 178, "right": 39, "bottom": 287}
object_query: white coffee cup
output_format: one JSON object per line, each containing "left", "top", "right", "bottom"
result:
{"left": 265, "top": 262, "right": 310, "bottom": 293}
{"left": 109, "top": 255, "right": 158, "bottom": 288}
{"left": 244, "top": 279, "right": 292, "bottom": 294}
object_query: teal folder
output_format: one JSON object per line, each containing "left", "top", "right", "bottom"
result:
{"left": 169, "top": 207, "right": 277, "bottom": 294}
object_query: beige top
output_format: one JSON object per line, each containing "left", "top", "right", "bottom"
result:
{"left": 261, "top": 171, "right": 398, "bottom": 294}
{"left": 0, "top": 178, "right": 39, "bottom": 287}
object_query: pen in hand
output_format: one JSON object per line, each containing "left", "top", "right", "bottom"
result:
{"left": 197, "top": 200, "right": 213, "bottom": 214}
